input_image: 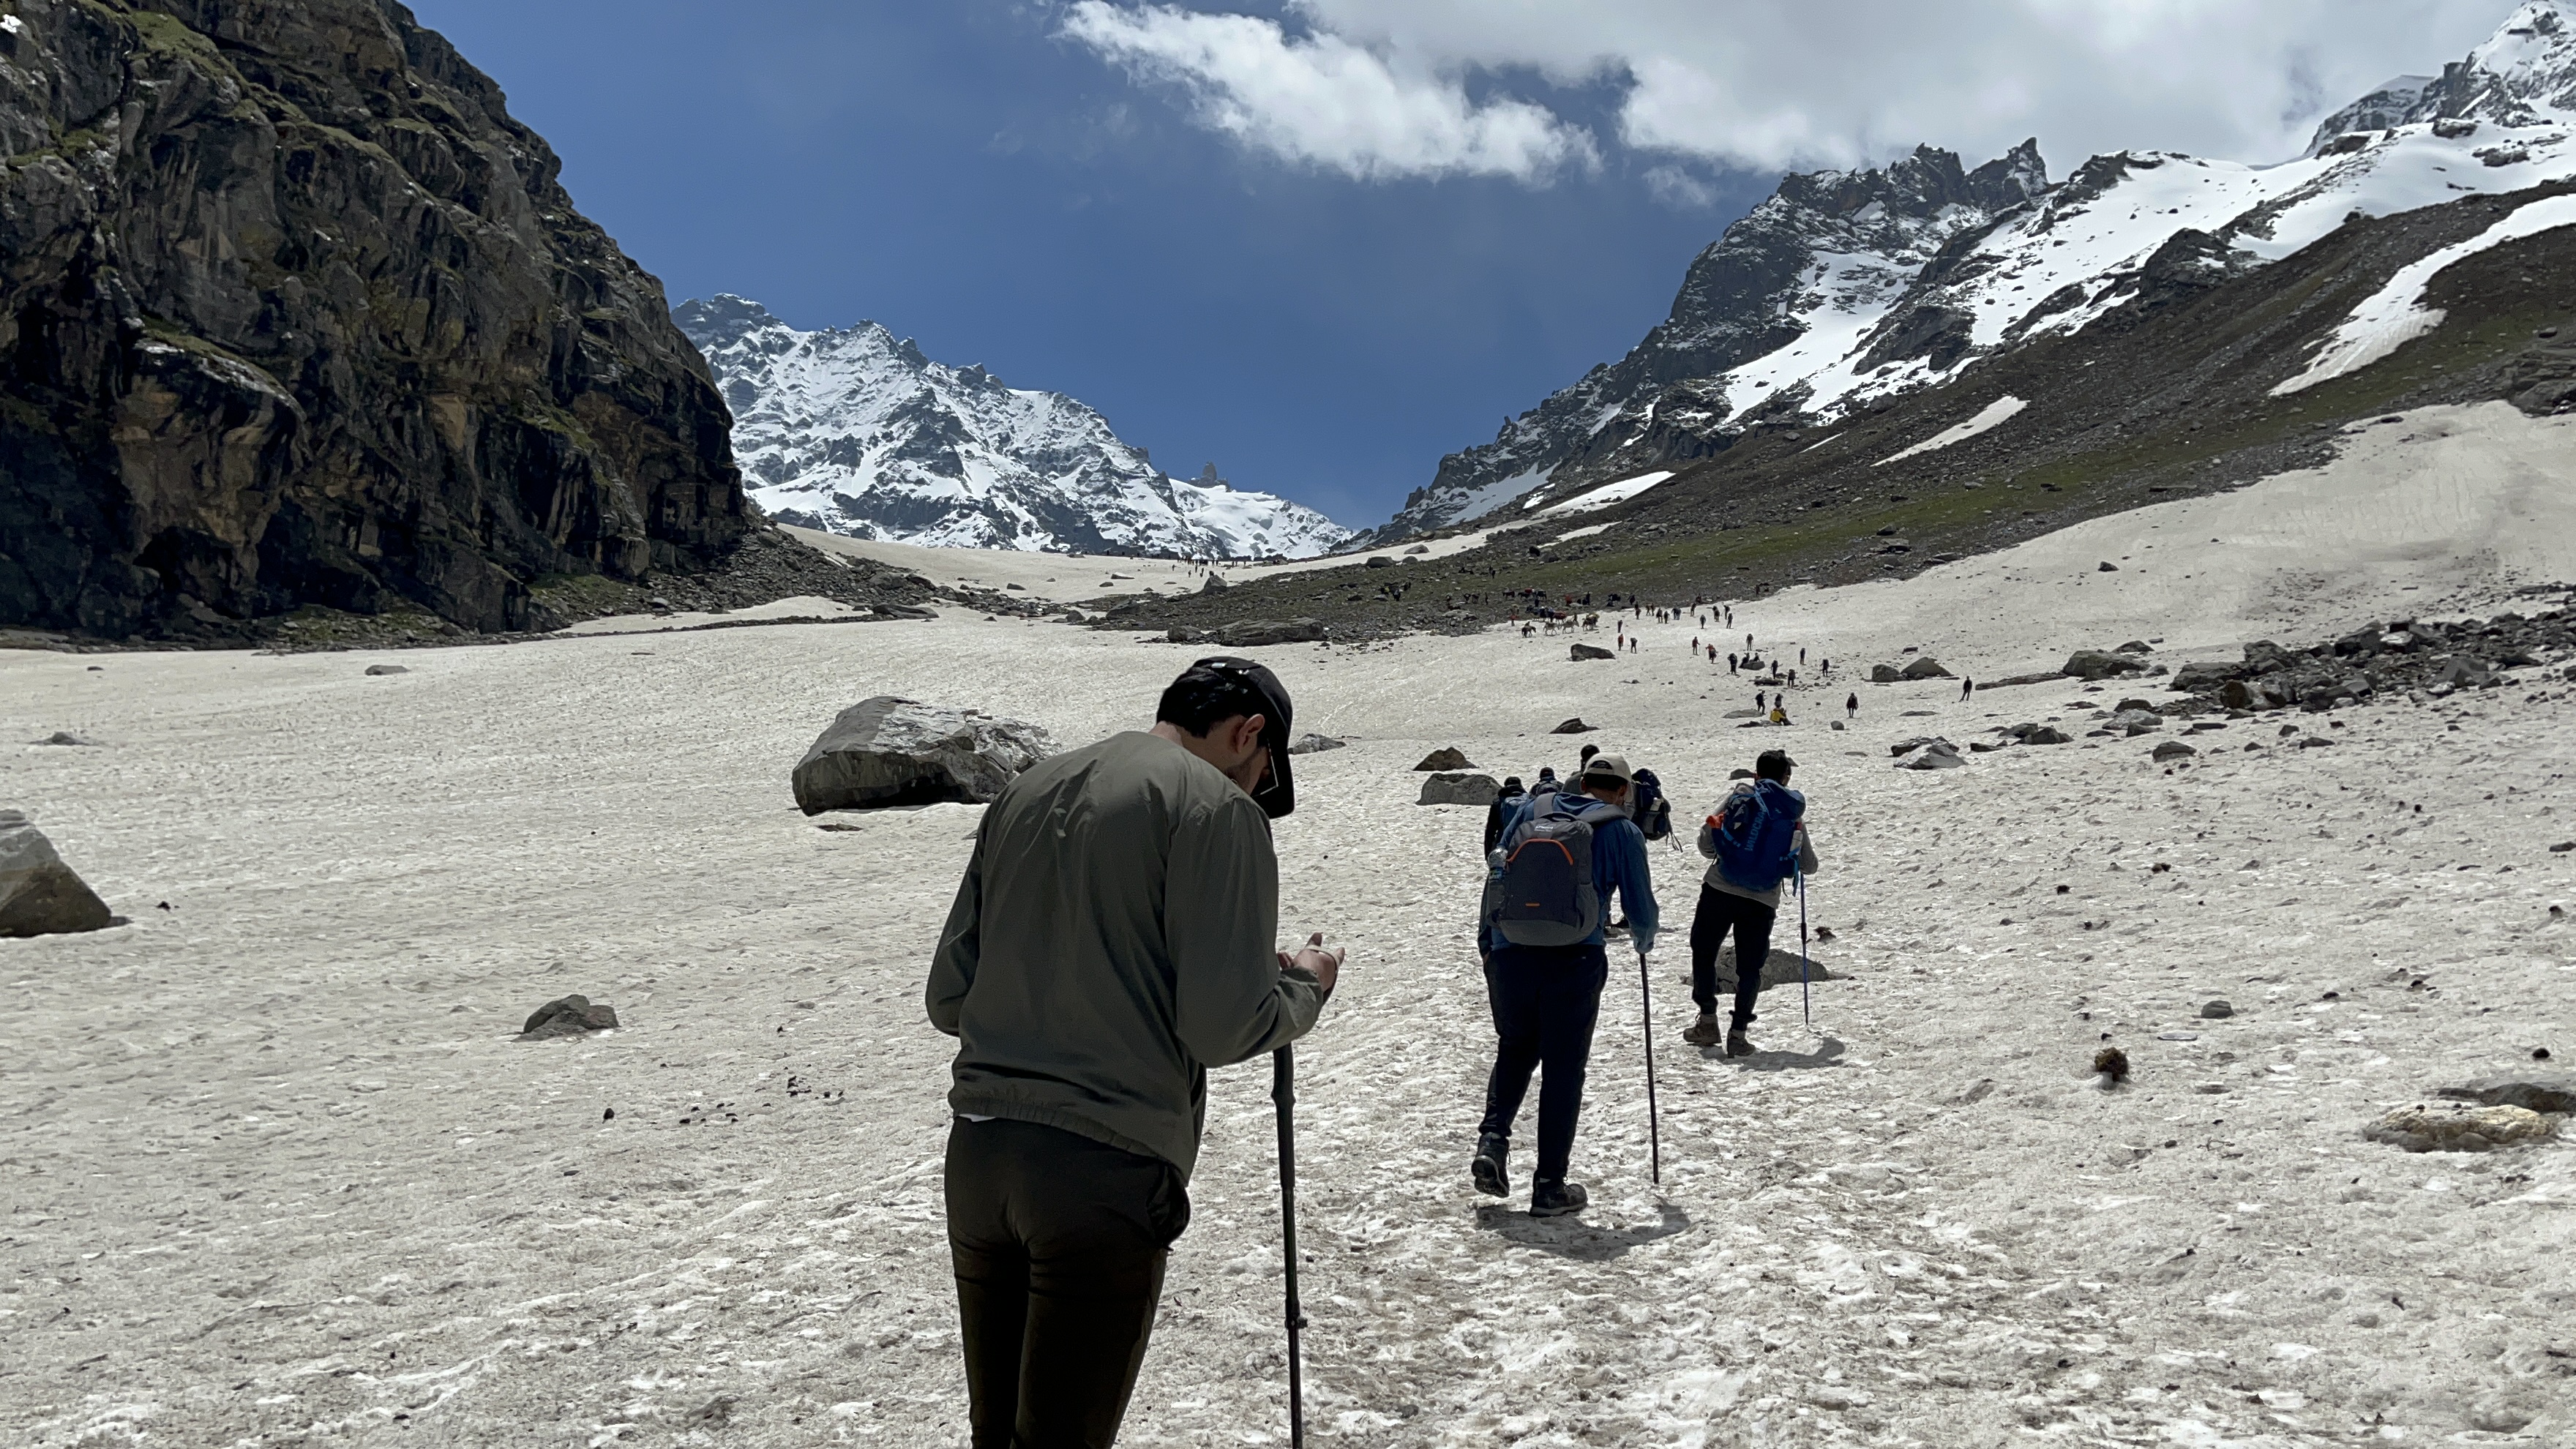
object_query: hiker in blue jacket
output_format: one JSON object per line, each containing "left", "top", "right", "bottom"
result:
{"left": 1472, "top": 755, "right": 1660, "bottom": 1217}
{"left": 1685, "top": 749, "right": 1819, "bottom": 1057}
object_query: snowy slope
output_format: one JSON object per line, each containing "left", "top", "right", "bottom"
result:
{"left": 674, "top": 296, "right": 1348, "bottom": 560}
{"left": 1372, "top": 0, "right": 2576, "bottom": 542}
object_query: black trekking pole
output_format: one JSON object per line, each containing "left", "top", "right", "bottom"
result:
{"left": 1796, "top": 862, "right": 1813, "bottom": 1029}
{"left": 1636, "top": 946, "right": 1662, "bottom": 1186}
{"left": 1270, "top": 1046, "right": 1308, "bottom": 1448}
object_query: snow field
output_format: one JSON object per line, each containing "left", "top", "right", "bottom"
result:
{"left": 2, "top": 405, "right": 2573, "bottom": 1445}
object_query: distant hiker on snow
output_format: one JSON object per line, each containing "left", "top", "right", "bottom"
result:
{"left": 927, "top": 658, "right": 1343, "bottom": 1446}
{"left": 1474, "top": 755, "right": 1660, "bottom": 1217}
{"left": 1685, "top": 749, "right": 1818, "bottom": 1057}
{"left": 1846, "top": 692, "right": 1859, "bottom": 720}
{"left": 1961, "top": 677, "right": 1975, "bottom": 701}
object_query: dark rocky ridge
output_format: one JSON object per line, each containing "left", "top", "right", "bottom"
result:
{"left": 0, "top": 0, "right": 750, "bottom": 642}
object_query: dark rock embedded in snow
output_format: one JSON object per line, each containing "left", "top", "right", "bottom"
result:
{"left": 0, "top": 810, "right": 114, "bottom": 937}
{"left": 2435, "top": 1077, "right": 2576, "bottom": 1115}
{"left": 1286, "top": 734, "right": 1347, "bottom": 755}
{"left": 2063, "top": 649, "right": 2147, "bottom": 680}
{"left": 2198, "top": 1000, "right": 2234, "bottom": 1019}
{"left": 364, "top": 664, "right": 410, "bottom": 676}
{"left": 1415, "top": 747, "right": 1474, "bottom": 772}
{"left": 792, "top": 698, "right": 1058, "bottom": 814}
{"left": 2021, "top": 725, "right": 2075, "bottom": 745}
{"left": 1215, "top": 618, "right": 1329, "bottom": 648}
{"left": 1571, "top": 643, "right": 1617, "bottom": 661}
{"left": 520, "top": 995, "right": 620, "bottom": 1040}
{"left": 1899, "top": 656, "right": 1955, "bottom": 680}
{"left": 1418, "top": 772, "right": 1499, "bottom": 806}
{"left": 2152, "top": 741, "right": 2198, "bottom": 762}
{"left": 34, "top": 732, "right": 95, "bottom": 746}
{"left": 2365, "top": 1104, "right": 2556, "bottom": 1153}
{"left": 1551, "top": 718, "right": 1598, "bottom": 735}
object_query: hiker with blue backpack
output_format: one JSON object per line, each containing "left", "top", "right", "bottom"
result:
{"left": 1472, "top": 754, "right": 1661, "bottom": 1217}
{"left": 1685, "top": 749, "right": 1819, "bottom": 1057}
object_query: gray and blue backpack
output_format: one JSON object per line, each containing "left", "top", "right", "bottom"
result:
{"left": 1486, "top": 796, "right": 1625, "bottom": 947}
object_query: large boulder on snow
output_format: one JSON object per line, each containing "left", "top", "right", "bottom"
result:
{"left": 0, "top": 810, "right": 114, "bottom": 937}
{"left": 1570, "top": 643, "right": 1616, "bottom": 661}
{"left": 793, "top": 698, "right": 1058, "bottom": 814}
{"left": 1418, "top": 772, "right": 1500, "bottom": 807}
{"left": 1899, "top": 656, "right": 1955, "bottom": 681}
{"left": 2063, "top": 649, "right": 2147, "bottom": 681}
{"left": 1216, "top": 618, "right": 1328, "bottom": 648}
{"left": 1868, "top": 663, "right": 1904, "bottom": 683}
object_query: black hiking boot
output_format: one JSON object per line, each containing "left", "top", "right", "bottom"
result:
{"left": 1726, "top": 1027, "right": 1756, "bottom": 1058}
{"left": 1472, "top": 1134, "right": 1510, "bottom": 1198}
{"left": 1529, "top": 1178, "right": 1589, "bottom": 1218}
{"left": 1682, "top": 1012, "right": 1723, "bottom": 1047}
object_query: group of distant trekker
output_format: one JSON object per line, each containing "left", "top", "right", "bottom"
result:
{"left": 1472, "top": 740, "right": 1816, "bottom": 1217}
{"left": 920, "top": 655, "right": 1819, "bottom": 1445}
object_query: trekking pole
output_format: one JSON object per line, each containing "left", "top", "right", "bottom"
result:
{"left": 1636, "top": 947, "right": 1662, "bottom": 1186}
{"left": 1796, "top": 862, "right": 1813, "bottom": 1030}
{"left": 1270, "top": 1046, "right": 1307, "bottom": 1448}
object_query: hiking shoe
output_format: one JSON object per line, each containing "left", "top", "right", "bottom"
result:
{"left": 1726, "top": 1028, "right": 1756, "bottom": 1058}
{"left": 1472, "top": 1134, "right": 1510, "bottom": 1198}
{"left": 1682, "top": 1012, "right": 1723, "bottom": 1047}
{"left": 1529, "top": 1178, "right": 1589, "bottom": 1218}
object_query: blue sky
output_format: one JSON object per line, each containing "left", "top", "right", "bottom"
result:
{"left": 406, "top": 1, "right": 1761, "bottom": 529}
{"left": 405, "top": 0, "right": 2511, "bottom": 530}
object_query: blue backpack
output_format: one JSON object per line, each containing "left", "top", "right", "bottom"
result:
{"left": 1711, "top": 780, "right": 1805, "bottom": 892}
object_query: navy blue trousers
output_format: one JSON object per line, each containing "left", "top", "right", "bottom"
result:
{"left": 1477, "top": 943, "right": 1609, "bottom": 1182}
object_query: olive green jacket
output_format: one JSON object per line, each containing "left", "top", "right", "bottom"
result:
{"left": 927, "top": 731, "right": 1325, "bottom": 1177}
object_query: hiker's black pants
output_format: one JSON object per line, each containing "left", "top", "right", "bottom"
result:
{"left": 1690, "top": 883, "right": 1777, "bottom": 1028}
{"left": 946, "top": 1117, "right": 1191, "bottom": 1448}
{"left": 1478, "top": 943, "right": 1609, "bottom": 1182}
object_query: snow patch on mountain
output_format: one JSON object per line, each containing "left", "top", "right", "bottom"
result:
{"left": 1372, "top": 1, "right": 2576, "bottom": 542}
{"left": 2276, "top": 191, "right": 2576, "bottom": 394}
{"left": 1878, "top": 396, "right": 2028, "bottom": 465}
{"left": 675, "top": 296, "right": 1347, "bottom": 559}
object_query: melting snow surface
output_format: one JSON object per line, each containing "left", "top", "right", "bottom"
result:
{"left": 1877, "top": 397, "right": 2029, "bottom": 465}
{"left": 2273, "top": 192, "right": 2576, "bottom": 394}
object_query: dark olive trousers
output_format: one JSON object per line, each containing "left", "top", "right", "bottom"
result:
{"left": 946, "top": 1117, "right": 1191, "bottom": 1448}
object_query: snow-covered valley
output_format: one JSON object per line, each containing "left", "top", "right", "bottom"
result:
{"left": 5, "top": 402, "right": 2572, "bottom": 1447}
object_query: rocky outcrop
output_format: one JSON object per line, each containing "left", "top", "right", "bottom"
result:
{"left": 0, "top": 0, "right": 749, "bottom": 640}
{"left": 0, "top": 809, "right": 112, "bottom": 936}
{"left": 793, "top": 697, "right": 1057, "bottom": 814}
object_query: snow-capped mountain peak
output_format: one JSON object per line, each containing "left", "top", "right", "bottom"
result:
{"left": 675, "top": 296, "right": 1348, "bottom": 560}
{"left": 1367, "top": 1, "right": 2576, "bottom": 543}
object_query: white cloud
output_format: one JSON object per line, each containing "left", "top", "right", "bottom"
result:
{"left": 1059, "top": 2, "right": 1599, "bottom": 181}
{"left": 1067, "top": 0, "right": 2520, "bottom": 181}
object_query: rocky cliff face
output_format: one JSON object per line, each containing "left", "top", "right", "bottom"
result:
{"left": 1370, "top": 0, "right": 2576, "bottom": 544}
{"left": 0, "top": 0, "right": 749, "bottom": 638}
{"left": 675, "top": 295, "right": 1349, "bottom": 560}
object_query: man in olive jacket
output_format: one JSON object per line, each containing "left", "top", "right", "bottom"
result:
{"left": 926, "top": 658, "right": 1343, "bottom": 1448}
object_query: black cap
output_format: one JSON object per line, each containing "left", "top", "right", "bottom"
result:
{"left": 1191, "top": 656, "right": 1297, "bottom": 817}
